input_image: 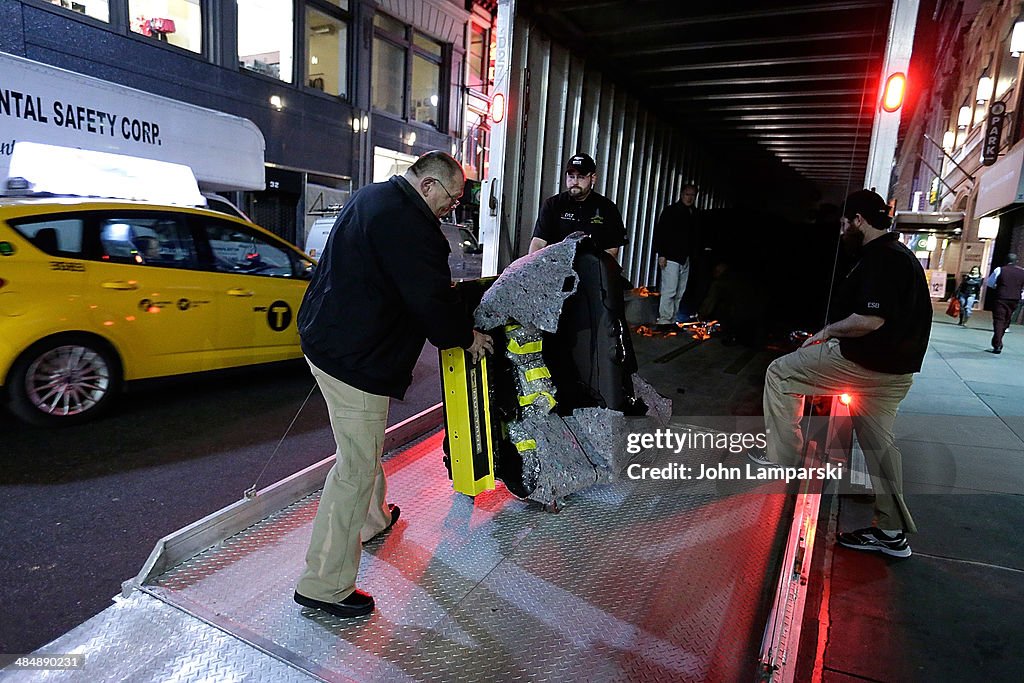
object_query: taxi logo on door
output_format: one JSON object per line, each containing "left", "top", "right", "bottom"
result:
{"left": 268, "top": 301, "right": 292, "bottom": 331}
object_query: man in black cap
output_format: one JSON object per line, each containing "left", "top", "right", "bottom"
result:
{"left": 528, "top": 152, "right": 627, "bottom": 257}
{"left": 752, "top": 189, "right": 932, "bottom": 558}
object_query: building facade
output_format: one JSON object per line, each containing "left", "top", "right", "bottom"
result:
{"left": 1, "top": 0, "right": 496, "bottom": 248}
{"left": 893, "top": 0, "right": 1024, "bottom": 303}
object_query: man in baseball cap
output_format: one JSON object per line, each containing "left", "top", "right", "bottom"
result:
{"left": 750, "top": 188, "right": 932, "bottom": 560}
{"left": 529, "top": 152, "right": 626, "bottom": 257}
{"left": 565, "top": 153, "right": 597, "bottom": 175}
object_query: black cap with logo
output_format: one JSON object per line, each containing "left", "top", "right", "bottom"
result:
{"left": 843, "top": 189, "right": 891, "bottom": 230}
{"left": 565, "top": 153, "right": 597, "bottom": 175}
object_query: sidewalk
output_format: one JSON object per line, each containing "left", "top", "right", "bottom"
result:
{"left": 809, "top": 305, "right": 1024, "bottom": 682}
{"left": 629, "top": 302, "right": 1024, "bottom": 682}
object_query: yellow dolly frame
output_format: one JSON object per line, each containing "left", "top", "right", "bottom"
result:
{"left": 439, "top": 348, "right": 496, "bottom": 496}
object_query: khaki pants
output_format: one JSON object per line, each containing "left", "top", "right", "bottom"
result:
{"left": 657, "top": 258, "right": 690, "bottom": 324}
{"left": 296, "top": 359, "right": 394, "bottom": 602}
{"left": 763, "top": 339, "right": 917, "bottom": 533}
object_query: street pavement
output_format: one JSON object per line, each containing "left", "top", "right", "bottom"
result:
{"left": 814, "top": 304, "right": 1024, "bottom": 682}
{"left": 629, "top": 300, "right": 1024, "bottom": 682}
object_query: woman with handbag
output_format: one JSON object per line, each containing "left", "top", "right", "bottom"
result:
{"left": 955, "top": 266, "right": 983, "bottom": 326}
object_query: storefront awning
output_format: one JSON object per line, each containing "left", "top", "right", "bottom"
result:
{"left": 975, "top": 142, "right": 1024, "bottom": 217}
{"left": 892, "top": 211, "right": 965, "bottom": 233}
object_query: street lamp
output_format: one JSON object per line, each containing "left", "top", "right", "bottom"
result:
{"left": 958, "top": 105, "right": 972, "bottom": 128}
{"left": 976, "top": 70, "right": 994, "bottom": 103}
{"left": 1012, "top": 19, "right": 1024, "bottom": 56}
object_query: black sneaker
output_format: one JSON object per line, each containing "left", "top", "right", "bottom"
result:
{"left": 836, "top": 527, "right": 911, "bottom": 558}
{"left": 746, "top": 446, "right": 778, "bottom": 467}
{"left": 294, "top": 589, "right": 375, "bottom": 618}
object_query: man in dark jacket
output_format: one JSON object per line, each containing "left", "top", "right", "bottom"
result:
{"left": 653, "top": 184, "right": 698, "bottom": 327}
{"left": 294, "top": 151, "right": 493, "bottom": 619}
{"left": 989, "top": 253, "right": 1024, "bottom": 354}
{"left": 752, "top": 190, "right": 932, "bottom": 559}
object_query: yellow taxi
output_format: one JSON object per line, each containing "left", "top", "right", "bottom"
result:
{"left": 0, "top": 197, "right": 315, "bottom": 425}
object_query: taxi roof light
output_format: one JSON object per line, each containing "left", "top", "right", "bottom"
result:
{"left": 5, "top": 142, "right": 205, "bottom": 207}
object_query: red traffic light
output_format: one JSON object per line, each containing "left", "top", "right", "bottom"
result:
{"left": 881, "top": 72, "right": 906, "bottom": 112}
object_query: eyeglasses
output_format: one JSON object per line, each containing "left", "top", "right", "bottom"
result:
{"left": 429, "top": 177, "right": 461, "bottom": 209}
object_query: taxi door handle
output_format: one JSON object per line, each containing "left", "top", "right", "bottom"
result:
{"left": 101, "top": 280, "right": 139, "bottom": 290}
{"left": 227, "top": 288, "right": 255, "bottom": 297}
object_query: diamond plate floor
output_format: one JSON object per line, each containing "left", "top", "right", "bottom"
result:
{"left": 8, "top": 425, "right": 790, "bottom": 682}
{"left": 152, "top": 426, "right": 788, "bottom": 682}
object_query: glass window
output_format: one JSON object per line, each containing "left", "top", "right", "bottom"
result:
{"left": 46, "top": 0, "right": 109, "bottom": 22}
{"left": 13, "top": 217, "right": 85, "bottom": 257}
{"left": 468, "top": 23, "right": 488, "bottom": 91}
{"left": 374, "top": 14, "right": 405, "bottom": 35}
{"left": 414, "top": 33, "right": 442, "bottom": 58}
{"left": 99, "top": 215, "right": 197, "bottom": 268}
{"left": 238, "top": 0, "right": 294, "bottom": 82}
{"left": 411, "top": 54, "right": 440, "bottom": 126}
{"left": 305, "top": 7, "right": 347, "bottom": 97}
{"left": 373, "top": 38, "right": 405, "bottom": 116}
{"left": 372, "top": 15, "right": 448, "bottom": 129}
{"left": 202, "top": 221, "right": 306, "bottom": 278}
{"left": 128, "top": 0, "right": 201, "bottom": 53}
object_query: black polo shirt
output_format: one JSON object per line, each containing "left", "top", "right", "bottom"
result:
{"left": 830, "top": 232, "right": 932, "bottom": 375}
{"left": 533, "top": 190, "right": 627, "bottom": 251}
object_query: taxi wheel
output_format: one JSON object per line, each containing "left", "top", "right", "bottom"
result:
{"left": 8, "top": 335, "right": 122, "bottom": 427}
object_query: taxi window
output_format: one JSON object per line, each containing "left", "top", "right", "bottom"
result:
{"left": 99, "top": 215, "right": 198, "bottom": 269}
{"left": 11, "top": 217, "right": 85, "bottom": 257}
{"left": 200, "top": 220, "right": 309, "bottom": 278}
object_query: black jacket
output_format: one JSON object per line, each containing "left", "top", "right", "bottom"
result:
{"left": 956, "top": 274, "right": 982, "bottom": 297}
{"left": 653, "top": 201, "right": 697, "bottom": 263}
{"left": 297, "top": 176, "right": 473, "bottom": 398}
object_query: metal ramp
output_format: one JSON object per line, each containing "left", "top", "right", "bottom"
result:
{"left": 3, "top": 420, "right": 796, "bottom": 683}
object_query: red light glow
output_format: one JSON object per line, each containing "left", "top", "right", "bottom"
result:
{"left": 840, "top": 393, "right": 853, "bottom": 406}
{"left": 882, "top": 72, "right": 905, "bottom": 112}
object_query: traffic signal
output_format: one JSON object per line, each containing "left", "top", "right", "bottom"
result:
{"left": 881, "top": 72, "right": 906, "bottom": 112}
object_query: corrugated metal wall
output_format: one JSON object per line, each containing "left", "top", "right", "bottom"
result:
{"left": 496, "top": 15, "right": 724, "bottom": 286}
